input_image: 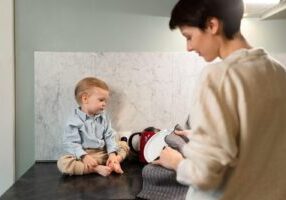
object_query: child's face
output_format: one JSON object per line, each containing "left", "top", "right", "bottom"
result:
{"left": 82, "top": 87, "right": 109, "bottom": 116}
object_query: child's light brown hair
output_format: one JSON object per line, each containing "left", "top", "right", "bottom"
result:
{"left": 74, "top": 77, "right": 109, "bottom": 105}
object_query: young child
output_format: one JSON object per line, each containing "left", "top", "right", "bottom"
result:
{"left": 57, "top": 77, "right": 129, "bottom": 176}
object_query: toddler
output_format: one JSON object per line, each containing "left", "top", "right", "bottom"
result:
{"left": 57, "top": 77, "right": 129, "bottom": 176}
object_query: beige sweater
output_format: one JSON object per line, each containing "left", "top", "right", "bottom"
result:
{"left": 176, "top": 48, "right": 286, "bottom": 200}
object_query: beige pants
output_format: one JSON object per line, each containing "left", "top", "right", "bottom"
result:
{"left": 57, "top": 141, "right": 129, "bottom": 175}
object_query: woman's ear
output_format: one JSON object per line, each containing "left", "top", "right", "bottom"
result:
{"left": 206, "top": 17, "right": 220, "bottom": 35}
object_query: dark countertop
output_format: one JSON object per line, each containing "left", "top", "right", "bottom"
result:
{"left": 1, "top": 160, "right": 144, "bottom": 200}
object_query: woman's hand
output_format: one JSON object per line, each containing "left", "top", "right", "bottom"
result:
{"left": 174, "top": 129, "right": 192, "bottom": 137}
{"left": 152, "top": 147, "right": 184, "bottom": 170}
{"left": 174, "top": 130, "right": 192, "bottom": 137}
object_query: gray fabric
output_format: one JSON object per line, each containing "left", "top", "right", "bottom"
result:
{"left": 164, "top": 133, "right": 187, "bottom": 152}
{"left": 137, "top": 164, "right": 188, "bottom": 200}
{"left": 164, "top": 123, "right": 189, "bottom": 152}
{"left": 163, "top": 123, "right": 189, "bottom": 152}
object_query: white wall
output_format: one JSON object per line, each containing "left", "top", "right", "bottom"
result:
{"left": 0, "top": 0, "right": 15, "bottom": 196}
{"left": 241, "top": 18, "right": 286, "bottom": 53}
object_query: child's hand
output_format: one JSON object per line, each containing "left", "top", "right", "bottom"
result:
{"left": 106, "top": 152, "right": 118, "bottom": 167}
{"left": 116, "top": 155, "right": 123, "bottom": 163}
{"left": 82, "top": 154, "right": 98, "bottom": 173}
{"left": 106, "top": 153, "right": 124, "bottom": 174}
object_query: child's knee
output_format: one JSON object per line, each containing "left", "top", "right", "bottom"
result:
{"left": 57, "top": 155, "right": 84, "bottom": 175}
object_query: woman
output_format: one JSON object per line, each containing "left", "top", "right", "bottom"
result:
{"left": 153, "top": 0, "right": 286, "bottom": 199}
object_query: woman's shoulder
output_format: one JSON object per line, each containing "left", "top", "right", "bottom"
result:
{"left": 202, "top": 48, "right": 271, "bottom": 79}
{"left": 223, "top": 48, "right": 269, "bottom": 68}
{"left": 200, "top": 60, "right": 227, "bottom": 83}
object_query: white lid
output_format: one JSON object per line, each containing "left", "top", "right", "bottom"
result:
{"left": 143, "top": 129, "right": 172, "bottom": 163}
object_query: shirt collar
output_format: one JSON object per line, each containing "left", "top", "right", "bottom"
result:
{"left": 224, "top": 48, "right": 266, "bottom": 62}
{"left": 75, "top": 107, "right": 103, "bottom": 121}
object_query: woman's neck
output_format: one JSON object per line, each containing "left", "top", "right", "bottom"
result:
{"left": 219, "top": 33, "right": 252, "bottom": 59}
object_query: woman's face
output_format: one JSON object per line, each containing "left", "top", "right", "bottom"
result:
{"left": 179, "top": 25, "right": 219, "bottom": 62}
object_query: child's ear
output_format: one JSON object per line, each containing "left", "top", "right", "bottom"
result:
{"left": 81, "top": 93, "right": 89, "bottom": 104}
{"left": 206, "top": 17, "right": 220, "bottom": 35}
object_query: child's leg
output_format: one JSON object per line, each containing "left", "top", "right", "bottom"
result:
{"left": 107, "top": 141, "right": 129, "bottom": 174}
{"left": 57, "top": 155, "right": 85, "bottom": 175}
{"left": 117, "top": 141, "right": 130, "bottom": 162}
{"left": 85, "top": 149, "right": 112, "bottom": 176}
{"left": 86, "top": 149, "right": 108, "bottom": 164}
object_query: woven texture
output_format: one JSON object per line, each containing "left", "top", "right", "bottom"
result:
{"left": 137, "top": 164, "right": 188, "bottom": 200}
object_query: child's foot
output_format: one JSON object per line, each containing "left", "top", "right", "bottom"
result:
{"left": 113, "top": 163, "right": 124, "bottom": 174}
{"left": 93, "top": 165, "right": 112, "bottom": 176}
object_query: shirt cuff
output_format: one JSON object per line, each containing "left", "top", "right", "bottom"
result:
{"left": 109, "top": 151, "right": 118, "bottom": 155}
{"left": 106, "top": 146, "right": 118, "bottom": 154}
{"left": 75, "top": 148, "right": 87, "bottom": 160}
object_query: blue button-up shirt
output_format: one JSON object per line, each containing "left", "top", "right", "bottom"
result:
{"left": 63, "top": 108, "right": 118, "bottom": 159}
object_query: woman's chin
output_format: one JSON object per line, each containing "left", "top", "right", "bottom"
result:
{"left": 204, "top": 56, "right": 216, "bottom": 62}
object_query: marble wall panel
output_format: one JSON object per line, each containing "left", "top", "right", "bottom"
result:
{"left": 35, "top": 52, "right": 206, "bottom": 160}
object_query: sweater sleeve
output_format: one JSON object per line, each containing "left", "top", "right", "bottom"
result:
{"left": 176, "top": 65, "right": 239, "bottom": 190}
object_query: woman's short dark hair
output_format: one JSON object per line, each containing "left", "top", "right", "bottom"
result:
{"left": 169, "top": 0, "right": 244, "bottom": 39}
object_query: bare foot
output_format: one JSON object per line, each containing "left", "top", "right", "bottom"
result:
{"left": 112, "top": 163, "right": 124, "bottom": 174}
{"left": 93, "top": 165, "right": 112, "bottom": 176}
